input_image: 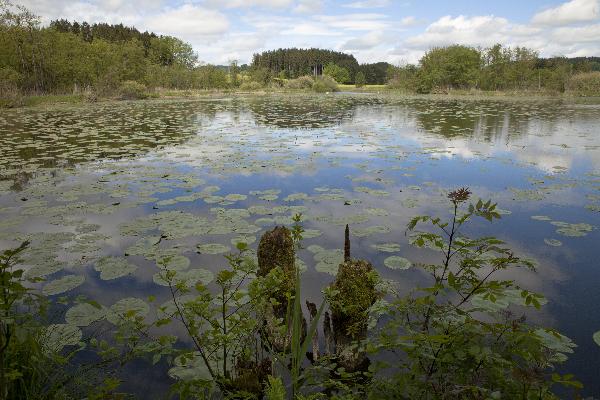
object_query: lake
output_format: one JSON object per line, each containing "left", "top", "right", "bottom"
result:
{"left": 1, "top": 94, "right": 599, "bottom": 396}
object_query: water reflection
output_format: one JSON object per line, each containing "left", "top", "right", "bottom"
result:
{"left": 0, "top": 95, "right": 599, "bottom": 396}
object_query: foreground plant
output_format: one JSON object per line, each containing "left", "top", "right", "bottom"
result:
{"left": 1, "top": 242, "right": 135, "bottom": 400}
{"left": 368, "top": 188, "right": 581, "bottom": 399}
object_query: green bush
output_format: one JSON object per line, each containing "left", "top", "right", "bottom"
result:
{"left": 194, "top": 65, "right": 229, "bottom": 90}
{"left": 312, "top": 75, "right": 339, "bottom": 93}
{"left": 284, "top": 75, "right": 314, "bottom": 89}
{"left": 119, "top": 80, "right": 148, "bottom": 100}
{"left": 240, "top": 81, "right": 264, "bottom": 91}
{"left": 323, "top": 62, "right": 350, "bottom": 84}
{"left": 568, "top": 72, "right": 600, "bottom": 96}
{"left": 355, "top": 71, "right": 366, "bottom": 88}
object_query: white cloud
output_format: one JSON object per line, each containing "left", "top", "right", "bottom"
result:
{"left": 293, "top": 0, "right": 323, "bottom": 14}
{"left": 552, "top": 23, "right": 600, "bottom": 43}
{"left": 315, "top": 13, "right": 390, "bottom": 30}
{"left": 405, "top": 15, "right": 511, "bottom": 49}
{"left": 206, "top": 0, "right": 294, "bottom": 9}
{"left": 344, "top": 0, "right": 390, "bottom": 8}
{"left": 399, "top": 16, "right": 419, "bottom": 26}
{"left": 145, "top": 5, "right": 229, "bottom": 38}
{"left": 341, "top": 30, "right": 386, "bottom": 49}
{"left": 532, "top": 0, "right": 599, "bottom": 26}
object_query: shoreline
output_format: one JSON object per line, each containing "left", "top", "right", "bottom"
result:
{"left": 3, "top": 87, "right": 600, "bottom": 109}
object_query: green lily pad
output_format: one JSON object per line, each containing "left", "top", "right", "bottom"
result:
{"left": 43, "top": 324, "right": 82, "bottom": 354}
{"left": 43, "top": 275, "right": 85, "bottom": 296}
{"left": 168, "top": 352, "right": 214, "bottom": 381}
{"left": 231, "top": 235, "right": 257, "bottom": 246}
{"left": 65, "top": 303, "right": 106, "bottom": 326}
{"left": 156, "top": 254, "right": 190, "bottom": 271}
{"left": 107, "top": 297, "right": 150, "bottom": 324}
{"left": 593, "top": 331, "right": 600, "bottom": 347}
{"left": 543, "top": 238, "right": 562, "bottom": 247}
{"left": 371, "top": 243, "right": 401, "bottom": 253}
{"left": 197, "top": 243, "right": 231, "bottom": 254}
{"left": 531, "top": 215, "right": 552, "bottom": 221}
{"left": 95, "top": 256, "right": 138, "bottom": 280}
{"left": 153, "top": 268, "right": 214, "bottom": 288}
{"left": 384, "top": 256, "right": 412, "bottom": 270}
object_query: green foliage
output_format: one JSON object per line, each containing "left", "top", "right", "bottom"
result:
{"left": 312, "top": 75, "right": 338, "bottom": 93}
{"left": 249, "top": 67, "right": 273, "bottom": 86}
{"left": 194, "top": 65, "right": 229, "bottom": 90}
{"left": 568, "top": 71, "right": 600, "bottom": 96}
{"left": 240, "top": 81, "right": 264, "bottom": 91}
{"left": 118, "top": 80, "right": 148, "bottom": 100}
{"left": 264, "top": 375, "right": 286, "bottom": 400}
{"left": 252, "top": 48, "right": 359, "bottom": 79}
{"left": 418, "top": 45, "right": 482, "bottom": 92}
{"left": 0, "top": 242, "right": 136, "bottom": 399}
{"left": 284, "top": 75, "right": 314, "bottom": 90}
{"left": 323, "top": 62, "right": 350, "bottom": 84}
{"left": 154, "top": 243, "right": 268, "bottom": 397}
{"left": 354, "top": 71, "right": 365, "bottom": 88}
{"left": 359, "top": 62, "right": 390, "bottom": 84}
{"left": 229, "top": 60, "right": 241, "bottom": 87}
{"left": 386, "top": 64, "right": 419, "bottom": 91}
{"left": 368, "top": 188, "right": 580, "bottom": 399}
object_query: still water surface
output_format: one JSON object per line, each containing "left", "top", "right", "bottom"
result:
{"left": 0, "top": 94, "right": 599, "bottom": 396}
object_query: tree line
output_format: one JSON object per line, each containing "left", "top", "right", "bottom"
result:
{"left": 0, "top": 0, "right": 232, "bottom": 102}
{"left": 251, "top": 48, "right": 392, "bottom": 85}
{"left": 1, "top": 0, "right": 599, "bottom": 101}
{"left": 388, "top": 44, "right": 600, "bottom": 94}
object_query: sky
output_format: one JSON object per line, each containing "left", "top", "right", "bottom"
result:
{"left": 19, "top": 0, "right": 600, "bottom": 65}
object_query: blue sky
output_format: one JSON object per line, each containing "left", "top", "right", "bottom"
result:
{"left": 22, "top": 0, "right": 600, "bottom": 64}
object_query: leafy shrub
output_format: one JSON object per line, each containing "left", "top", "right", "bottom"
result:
{"left": 119, "top": 80, "right": 148, "bottom": 100}
{"left": 312, "top": 75, "right": 339, "bottom": 93}
{"left": 323, "top": 62, "right": 350, "bottom": 84}
{"left": 355, "top": 71, "right": 366, "bottom": 88}
{"left": 249, "top": 67, "right": 273, "bottom": 86}
{"left": 194, "top": 65, "right": 229, "bottom": 89}
{"left": 240, "top": 81, "right": 264, "bottom": 91}
{"left": 0, "top": 67, "right": 22, "bottom": 95}
{"left": 285, "top": 75, "right": 314, "bottom": 90}
{"left": 0, "top": 67, "right": 24, "bottom": 107}
{"left": 368, "top": 188, "right": 581, "bottom": 398}
{"left": 568, "top": 72, "right": 600, "bottom": 96}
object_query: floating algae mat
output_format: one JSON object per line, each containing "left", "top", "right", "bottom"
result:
{"left": 1, "top": 94, "right": 600, "bottom": 394}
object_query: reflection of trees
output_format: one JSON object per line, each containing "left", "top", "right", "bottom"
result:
{"left": 245, "top": 95, "right": 385, "bottom": 129}
{"left": 404, "top": 99, "right": 597, "bottom": 144}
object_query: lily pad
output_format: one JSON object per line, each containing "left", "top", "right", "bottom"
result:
{"left": 43, "top": 275, "right": 85, "bottom": 296}
{"left": 156, "top": 254, "right": 190, "bottom": 271}
{"left": 43, "top": 324, "right": 82, "bottom": 354}
{"left": 371, "top": 243, "right": 401, "bottom": 253}
{"left": 543, "top": 238, "right": 562, "bottom": 247}
{"left": 153, "top": 268, "right": 214, "bottom": 288}
{"left": 107, "top": 297, "right": 150, "bottom": 324}
{"left": 231, "top": 235, "right": 257, "bottom": 246}
{"left": 168, "top": 352, "right": 213, "bottom": 381}
{"left": 95, "top": 256, "right": 138, "bottom": 280}
{"left": 197, "top": 243, "right": 231, "bottom": 254}
{"left": 384, "top": 256, "right": 412, "bottom": 270}
{"left": 65, "top": 303, "right": 106, "bottom": 326}
{"left": 531, "top": 215, "right": 552, "bottom": 221}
